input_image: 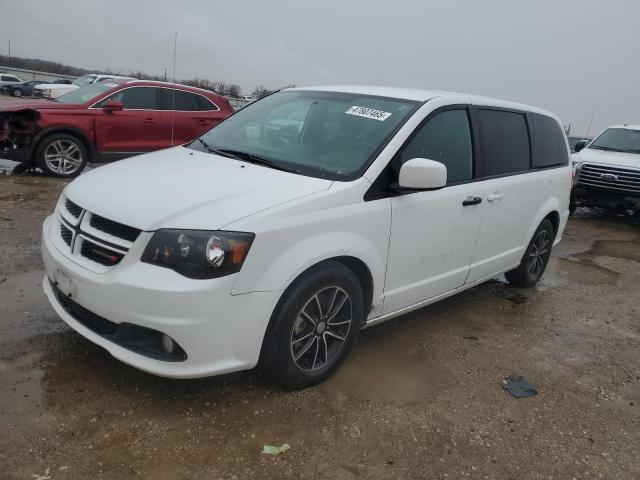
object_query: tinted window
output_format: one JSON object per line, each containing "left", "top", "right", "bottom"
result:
{"left": 2, "top": 76, "right": 20, "bottom": 82}
{"left": 529, "top": 113, "right": 568, "bottom": 167}
{"left": 196, "top": 94, "right": 218, "bottom": 111}
{"left": 400, "top": 109, "right": 473, "bottom": 183}
{"left": 104, "top": 87, "right": 159, "bottom": 109}
{"left": 476, "top": 109, "right": 530, "bottom": 177}
{"left": 162, "top": 89, "right": 206, "bottom": 111}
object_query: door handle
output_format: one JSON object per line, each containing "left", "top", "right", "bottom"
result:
{"left": 462, "top": 196, "right": 482, "bottom": 206}
{"left": 143, "top": 118, "right": 157, "bottom": 124}
{"left": 195, "top": 120, "right": 209, "bottom": 126}
{"left": 487, "top": 192, "right": 504, "bottom": 202}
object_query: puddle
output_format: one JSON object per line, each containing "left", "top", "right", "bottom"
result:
{"left": 555, "top": 257, "right": 619, "bottom": 285}
{"left": 492, "top": 284, "right": 527, "bottom": 304}
{"left": 590, "top": 240, "right": 640, "bottom": 263}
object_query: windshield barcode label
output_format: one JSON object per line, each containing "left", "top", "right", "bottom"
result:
{"left": 345, "top": 106, "right": 392, "bottom": 121}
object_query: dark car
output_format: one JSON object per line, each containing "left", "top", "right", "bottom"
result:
{"left": 52, "top": 79, "right": 73, "bottom": 85}
{"left": 0, "top": 80, "right": 234, "bottom": 177}
{"left": 4, "top": 80, "right": 50, "bottom": 97}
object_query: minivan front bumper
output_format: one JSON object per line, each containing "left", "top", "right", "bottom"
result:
{"left": 41, "top": 214, "right": 282, "bottom": 378}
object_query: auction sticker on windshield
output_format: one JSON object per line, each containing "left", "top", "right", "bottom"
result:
{"left": 345, "top": 106, "right": 392, "bottom": 121}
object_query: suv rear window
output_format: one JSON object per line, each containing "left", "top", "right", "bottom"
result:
{"left": 476, "top": 109, "right": 530, "bottom": 177}
{"left": 529, "top": 113, "right": 568, "bottom": 168}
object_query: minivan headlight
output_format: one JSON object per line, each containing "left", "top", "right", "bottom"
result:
{"left": 141, "top": 230, "right": 254, "bottom": 279}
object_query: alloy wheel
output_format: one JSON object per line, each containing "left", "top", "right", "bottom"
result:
{"left": 528, "top": 229, "right": 550, "bottom": 278}
{"left": 44, "top": 140, "right": 83, "bottom": 175}
{"left": 290, "top": 286, "right": 353, "bottom": 371}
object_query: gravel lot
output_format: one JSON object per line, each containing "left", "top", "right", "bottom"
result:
{"left": 1, "top": 170, "right": 639, "bottom": 479}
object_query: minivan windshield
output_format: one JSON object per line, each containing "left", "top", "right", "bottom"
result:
{"left": 189, "top": 90, "right": 419, "bottom": 179}
{"left": 72, "top": 74, "right": 97, "bottom": 87}
{"left": 55, "top": 83, "right": 118, "bottom": 104}
{"left": 589, "top": 128, "right": 640, "bottom": 154}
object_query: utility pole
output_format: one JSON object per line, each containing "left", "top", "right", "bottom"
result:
{"left": 8, "top": 38, "right": 11, "bottom": 66}
{"left": 586, "top": 107, "right": 597, "bottom": 138}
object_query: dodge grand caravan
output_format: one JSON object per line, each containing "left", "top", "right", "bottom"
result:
{"left": 41, "top": 86, "right": 571, "bottom": 388}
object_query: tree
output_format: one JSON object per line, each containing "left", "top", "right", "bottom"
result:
{"left": 226, "top": 84, "right": 241, "bottom": 98}
{"left": 251, "top": 85, "right": 272, "bottom": 98}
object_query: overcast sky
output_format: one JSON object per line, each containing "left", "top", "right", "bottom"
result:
{"left": 1, "top": 0, "right": 638, "bottom": 135}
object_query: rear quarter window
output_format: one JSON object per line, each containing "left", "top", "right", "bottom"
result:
{"left": 528, "top": 113, "right": 569, "bottom": 168}
{"left": 476, "top": 109, "right": 530, "bottom": 177}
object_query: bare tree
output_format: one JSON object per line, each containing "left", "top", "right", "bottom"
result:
{"left": 226, "top": 84, "right": 242, "bottom": 98}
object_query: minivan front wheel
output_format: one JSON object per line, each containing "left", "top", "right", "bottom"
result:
{"left": 260, "top": 261, "right": 364, "bottom": 389}
{"left": 505, "top": 218, "right": 554, "bottom": 288}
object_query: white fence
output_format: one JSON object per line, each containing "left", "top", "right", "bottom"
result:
{"left": 0, "top": 66, "right": 76, "bottom": 83}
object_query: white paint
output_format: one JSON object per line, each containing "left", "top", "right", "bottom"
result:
{"left": 41, "top": 85, "right": 571, "bottom": 379}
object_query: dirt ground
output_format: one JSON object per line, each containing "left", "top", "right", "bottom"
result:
{"left": 0, "top": 175, "right": 639, "bottom": 480}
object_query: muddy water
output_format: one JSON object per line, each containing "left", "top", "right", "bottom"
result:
{"left": 1, "top": 179, "right": 639, "bottom": 480}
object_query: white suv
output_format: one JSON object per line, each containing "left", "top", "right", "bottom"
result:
{"left": 34, "top": 73, "right": 136, "bottom": 99}
{"left": 571, "top": 125, "right": 640, "bottom": 214}
{"left": 41, "top": 86, "right": 571, "bottom": 388}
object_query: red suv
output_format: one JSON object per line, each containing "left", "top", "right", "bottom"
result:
{"left": 0, "top": 80, "right": 233, "bottom": 177}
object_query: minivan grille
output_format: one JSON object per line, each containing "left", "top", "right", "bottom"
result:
{"left": 80, "top": 240, "right": 124, "bottom": 266}
{"left": 90, "top": 214, "right": 141, "bottom": 242}
{"left": 576, "top": 163, "right": 640, "bottom": 195}
{"left": 65, "top": 198, "right": 83, "bottom": 218}
{"left": 57, "top": 197, "right": 138, "bottom": 270}
{"left": 60, "top": 224, "right": 72, "bottom": 246}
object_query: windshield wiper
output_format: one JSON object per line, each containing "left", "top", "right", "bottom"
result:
{"left": 194, "top": 138, "right": 238, "bottom": 158}
{"left": 215, "top": 148, "right": 301, "bottom": 173}
{"left": 590, "top": 145, "right": 626, "bottom": 152}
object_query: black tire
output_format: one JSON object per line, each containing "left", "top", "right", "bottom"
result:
{"left": 505, "top": 219, "right": 554, "bottom": 288}
{"left": 10, "top": 162, "right": 31, "bottom": 175}
{"left": 260, "top": 261, "right": 364, "bottom": 389}
{"left": 569, "top": 193, "right": 577, "bottom": 216}
{"left": 12, "top": 88, "right": 23, "bottom": 97}
{"left": 36, "top": 133, "right": 87, "bottom": 178}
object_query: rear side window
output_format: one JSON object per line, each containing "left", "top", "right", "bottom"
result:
{"left": 476, "top": 109, "right": 530, "bottom": 177}
{"left": 2, "top": 75, "right": 20, "bottom": 82}
{"left": 161, "top": 89, "right": 216, "bottom": 111}
{"left": 529, "top": 113, "right": 568, "bottom": 168}
{"left": 196, "top": 95, "right": 218, "bottom": 111}
{"left": 400, "top": 109, "right": 473, "bottom": 183}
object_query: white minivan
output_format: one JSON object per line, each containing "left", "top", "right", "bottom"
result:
{"left": 41, "top": 86, "right": 571, "bottom": 388}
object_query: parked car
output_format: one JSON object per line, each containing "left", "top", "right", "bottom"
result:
{"left": 33, "top": 73, "right": 136, "bottom": 99}
{"left": 0, "top": 73, "right": 24, "bottom": 86}
{"left": 0, "top": 80, "right": 233, "bottom": 177}
{"left": 571, "top": 125, "right": 640, "bottom": 214}
{"left": 40, "top": 86, "right": 571, "bottom": 388}
{"left": 3, "top": 80, "right": 50, "bottom": 97}
{"left": 568, "top": 136, "right": 591, "bottom": 153}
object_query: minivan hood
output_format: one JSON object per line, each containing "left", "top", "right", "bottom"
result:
{"left": 573, "top": 148, "right": 640, "bottom": 170}
{"left": 64, "top": 146, "right": 333, "bottom": 231}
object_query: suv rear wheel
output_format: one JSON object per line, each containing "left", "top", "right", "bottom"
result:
{"left": 505, "top": 218, "right": 554, "bottom": 288}
{"left": 36, "top": 133, "right": 87, "bottom": 178}
{"left": 260, "top": 261, "right": 364, "bottom": 389}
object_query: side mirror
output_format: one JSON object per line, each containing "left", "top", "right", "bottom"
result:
{"left": 574, "top": 141, "right": 587, "bottom": 153}
{"left": 103, "top": 100, "right": 124, "bottom": 112}
{"left": 398, "top": 158, "right": 447, "bottom": 191}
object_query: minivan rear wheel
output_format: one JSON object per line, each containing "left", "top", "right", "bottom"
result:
{"left": 260, "top": 261, "right": 364, "bottom": 389}
{"left": 505, "top": 218, "right": 554, "bottom": 288}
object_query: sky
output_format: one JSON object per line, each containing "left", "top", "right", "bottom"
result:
{"left": 1, "top": 0, "right": 639, "bottom": 136}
